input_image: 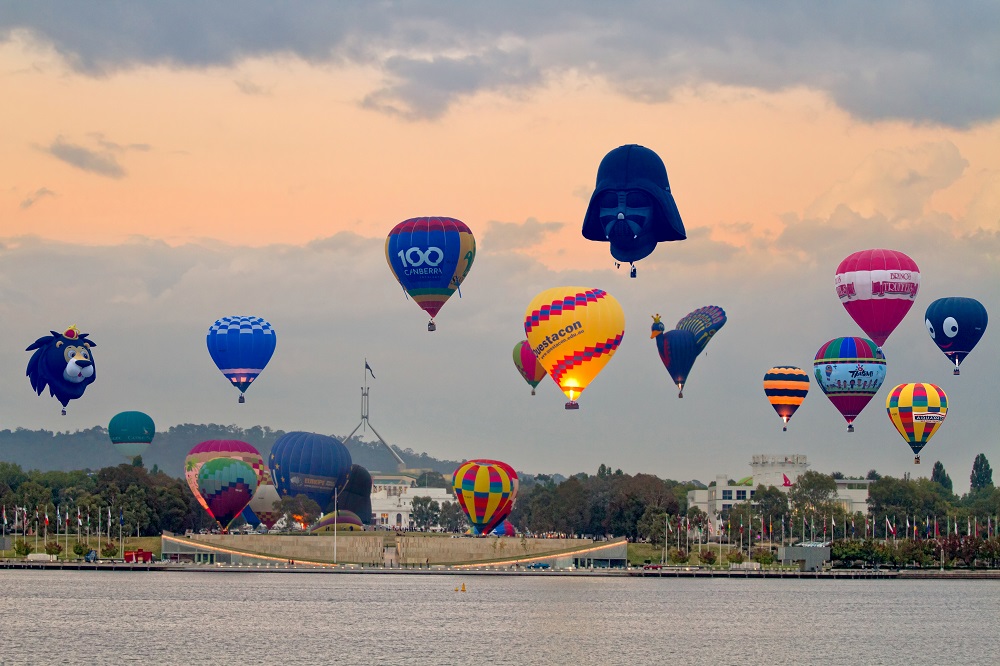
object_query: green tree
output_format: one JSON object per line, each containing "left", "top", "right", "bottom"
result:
{"left": 753, "top": 485, "right": 789, "bottom": 521}
{"left": 866, "top": 469, "right": 882, "bottom": 481}
{"left": 276, "top": 494, "right": 321, "bottom": 530}
{"left": 14, "top": 539, "right": 31, "bottom": 557}
{"left": 438, "top": 501, "right": 465, "bottom": 532}
{"left": 414, "top": 471, "right": 450, "bottom": 489}
{"left": 410, "top": 495, "right": 441, "bottom": 530}
{"left": 788, "top": 471, "right": 838, "bottom": 515}
{"left": 931, "top": 461, "right": 953, "bottom": 492}
{"left": 971, "top": 454, "right": 993, "bottom": 491}
{"left": 636, "top": 506, "right": 667, "bottom": 546}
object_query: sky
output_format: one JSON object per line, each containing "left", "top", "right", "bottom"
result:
{"left": 1, "top": 3, "right": 998, "bottom": 492}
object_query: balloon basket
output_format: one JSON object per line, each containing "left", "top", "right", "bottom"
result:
{"left": 630, "top": 265, "right": 637, "bottom": 279}
{"left": 565, "top": 401, "right": 580, "bottom": 410}
{"left": 61, "top": 408, "right": 66, "bottom": 416}
{"left": 953, "top": 368, "right": 960, "bottom": 376}
{"left": 530, "top": 389, "right": 536, "bottom": 396}
{"left": 847, "top": 424, "right": 854, "bottom": 433}
{"left": 782, "top": 426, "right": 787, "bottom": 432}
{"left": 238, "top": 394, "right": 245, "bottom": 404}
{"left": 914, "top": 455, "right": 921, "bottom": 464}
{"left": 427, "top": 320, "right": 437, "bottom": 332}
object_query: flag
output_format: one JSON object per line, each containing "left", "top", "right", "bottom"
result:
{"left": 886, "top": 516, "right": 895, "bottom": 536}
{"left": 365, "top": 361, "right": 375, "bottom": 379}
{"left": 935, "top": 517, "right": 939, "bottom": 538}
{"left": 967, "top": 516, "right": 971, "bottom": 537}
{"left": 108, "top": 506, "right": 112, "bottom": 524}
{"left": 666, "top": 517, "right": 673, "bottom": 533}
{"left": 56, "top": 506, "right": 60, "bottom": 525}
{"left": 44, "top": 509, "right": 48, "bottom": 526}
{"left": 119, "top": 508, "right": 124, "bottom": 527}
{"left": 77, "top": 507, "right": 82, "bottom": 527}
{"left": 851, "top": 517, "right": 856, "bottom": 538}
{"left": 2, "top": 505, "right": 6, "bottom": 527}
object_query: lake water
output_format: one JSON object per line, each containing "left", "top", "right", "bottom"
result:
{"left": 0, "top": 571, "right": 996, "bottom": 665}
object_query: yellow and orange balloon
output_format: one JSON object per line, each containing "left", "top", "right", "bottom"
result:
{"left": 452, "top": 460, "right": 518, "bottom": 535}
{"left": 886, "top": 383, "right": 948, "bottom": 464}
{"left": 523, "top": 286, "right": 625, "bottom": 409}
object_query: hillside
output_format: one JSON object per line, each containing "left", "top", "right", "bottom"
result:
{"left": 0, "top": 424, "right": 467, "bottom": 478}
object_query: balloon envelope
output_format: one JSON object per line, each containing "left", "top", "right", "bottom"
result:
{"left": 491, "top": 520, "right": 516, "bottom": 537}
{"left": 108, "top": 410, "right": 155, "bottom": 459}
{"left": 762, "top": 366, "right": 809, "bottom": 431}
{"left": 310, "top": 510, "right": 364, "bottom": 533}
{"left": 268, "top": 431, "right": 352, "bottom": 509}
{"left": 924, "top": 297, "right": 988, "bottom": 374}
{"left": 513, "top": 340, "right": 547, "bottom": 395}
{"left": 206, "top": 316, "right": 276, "bottom": 400}
{"left": 834, "top": 249, "right": 919, "bottom": 347}
{"left": 197, "top": 457, "right": 259, "bottom": 530}
{"left": 813, "top": 337, "right": 887, "bottom": 431}
{"left": 651, "top": 316, "right": 698, "bottom": 398}
{"left": 676, "top": 306, "right": 727, "bottom": 356}
{"left": 452, "top": 460, "right": 518, "bottom": 535}
{"left": 185, "top": 440, "right": 267, "bottom": 515}
{"left": 385, "top": 216, "right": 476, "bottom": 328}
{"left": 524, "top": 287, "right": 625, "bottom": 407}
{"left": 246, "top": 482, "right": 282, "bottom": 529}
{"left": 886, "top": 383, "right": 948, "bottom": 463}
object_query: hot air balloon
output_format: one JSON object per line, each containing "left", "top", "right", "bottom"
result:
{"left": 197, "top": 457, "right": 258, "bottom": 530}
{"left": 25, "top": 325, "right": 97, "bottom": 415}
{"left": 206, "top": 316, "right": 276, "bottom": 403}
{"left": 813, "top": 337, "right": 887, "bottom": 432}
{"left": 246, "top": 479, "right": 282, "bottom": 529}
{"left": 513, "top": 340, "right": 547, "bottom": 395}
{"left": 337, "top": 465, "right": 374, "bottom": 524}
{"left": 452, "top": 460, "right": 518, "bottom": 535}
{"left": 385, "top": 216, "right": 476, "bottom": 331}
{"left": 108, "top": 411, "right": 155, "bottom": 460}
{"left": 886, "top": 383, "right": 948, "bottom": 464}
{"left": 651, "top": 315, "right": 698, "bottom": 398}
{"left": 581, "top": 144, "right": 686, "bottom": 277}
{"left": 185, "top": 440, "right": 267, "bottom": 515}
{"left": 524, "top": 287, "right": 625, "bottom": 409}
{"left": 310, "top": 510, "right": 364, "bottom": 533}
{"left": 834, "top": 249, "right": 919, "bottom": 347}
{"left": 924, "top": 297, "right": 988, "bottom": 375}
{"left": 268, "top": 432, "right": 352, "bottom": 510}
{"left": 676, "top": 306, "right": 727, "bottom": 355}
{"left": 763, "top": 366, "right": 809, "bottom": 431}
{"left": 490, "top": 520, "right": 517, "bottom": 537}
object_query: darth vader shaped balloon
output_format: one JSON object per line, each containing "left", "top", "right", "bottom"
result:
{"left": 582, "top": 144, "right": 685, "bottom": 276}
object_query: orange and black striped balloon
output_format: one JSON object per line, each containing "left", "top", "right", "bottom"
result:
{"left": 763, "top": 366, "right": 810, "bottom": 431}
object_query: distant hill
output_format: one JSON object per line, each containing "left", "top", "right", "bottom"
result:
{"left": 0, "top": 424, "right": 466, "bottom": 478}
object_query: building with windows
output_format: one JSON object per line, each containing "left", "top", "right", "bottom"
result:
{"left": 687, "top": 454, "right": 870, "bottom": 533}
{"left": 370, "top": 486, "right": 454, "bottom": 529}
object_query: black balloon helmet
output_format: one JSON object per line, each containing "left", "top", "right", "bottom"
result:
{"left": 582, "top": 144, "right": 686, "bottom": 263}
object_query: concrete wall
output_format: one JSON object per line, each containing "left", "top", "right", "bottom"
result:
{"left": 397, "top": 536, "right": 591, "bottom": 565}
{"left": 180, "top": 533, "right": 592, "bottom": 565}
{"left": 189, "top": 534, "right": 385, "bottom": 564}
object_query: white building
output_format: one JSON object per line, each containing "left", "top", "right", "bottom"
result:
{"left": 687, "top": 454, "right": 870, "bottom": 532}
{"left": 370, "top": 486, "right": 454, "bottom": 529}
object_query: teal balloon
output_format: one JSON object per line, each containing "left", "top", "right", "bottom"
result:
{"left": 197, "top": 457, "right": 259, "bottom": 530}
{"left": 108, "top": 411, "right": 155, "bottom": 459}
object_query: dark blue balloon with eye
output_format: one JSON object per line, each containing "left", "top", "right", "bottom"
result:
{"left": 924, "top": 297, "right": 988, "bottom": 375}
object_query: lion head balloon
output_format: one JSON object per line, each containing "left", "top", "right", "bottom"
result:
{"left": 25, "top": 325, "right": 97, "bottom": 415}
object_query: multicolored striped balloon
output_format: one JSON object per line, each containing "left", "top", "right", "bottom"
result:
{"left": 814, "top": 337, "right": 887, "bottom": 432}
{"left": 763, "top": 366, "right": 809, "bottom": 431}
{"left": 197, "top": 457, "right": 259, "bottom": 530}
{"left": 513, "top": 340, "right": 547, "bottom": 395}
{"left": 886, "top": 383, "right": 948, "bottom": 464}
{"left": 385, "top": 216, "right": 476, "bottom": 331}
{"left": 524, "top": 287, "right": 624, "bottom": 409}
{"left": 185, "top": 440, "right": 268, "bottom": 515}
{"left": 452, "top": 460, "right": 518, "bottom": 535}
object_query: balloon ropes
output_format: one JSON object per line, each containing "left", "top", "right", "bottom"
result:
{"left": 834, "top": 249, "right": 919, "bottom": 348}
{"left": 513, "top": 340, "right": 547, "bottom": 395}
{"left": 813, "top": 337, "right": 886, "bottom": 432}
{"left": 762, "top": 366, "right": 809, "bottom": 431}
{"left": 108, "top": 411, "right": 155, "bottom": 460}
{"left": 524, "top": 287, "right": 624, "bottom": 410}
{"left": 206, "top": 316, "right": 276, "bottom": 403}
{"left": 385, "top": 216, "right": 476, "bottom": 331}
{"left": 452, "top": 460, "right": 518, "bottom": 535}
{"left": 924, "top": 297, "right": 988, "bottom": 375}
{"left": 886, "top": 383, "right": 948, "bottom": 464}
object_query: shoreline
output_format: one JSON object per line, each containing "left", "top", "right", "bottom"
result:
{"left": 4, "top": 560, "right": 1000, "bottom": 579}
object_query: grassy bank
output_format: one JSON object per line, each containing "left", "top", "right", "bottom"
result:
{"left": 1, "top": 536, "right": 161, "bottom": 560}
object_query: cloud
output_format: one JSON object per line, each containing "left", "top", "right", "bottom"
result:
{"left": 19, "top": 187, "right": 55, "bottom": 209}
{"left": 44, "top": 137, "right": 126, "bottom": 178}
{"left": 3, "top": 3, "right": 997, "bottom": 126}
{"left": 482, "top": 218, "right": 564, "bottom": 252}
